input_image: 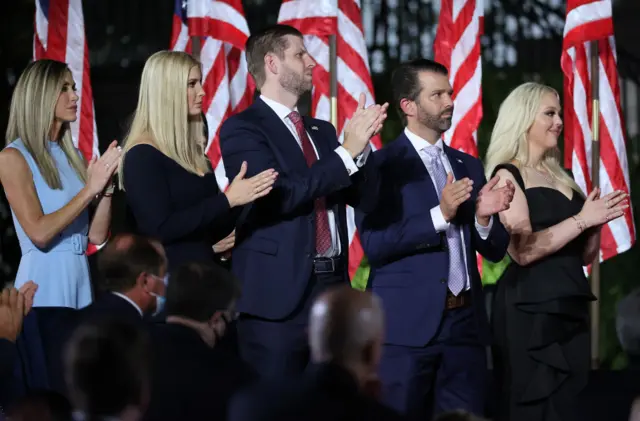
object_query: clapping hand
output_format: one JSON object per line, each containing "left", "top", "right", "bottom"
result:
{"left": 0, "top": 287, "right": 26, "bottom": 342}
{"left": 475, "top": 175, "right": 516, "bottom": 225}
{"left": 18, "top": 280, "right": 38, "bottom": 315}
{"left": 87, "top": 140, "right": 122, "bottom": 196}
{"left": 440, "top": 173, "right": 474, "bottom": 222}
{"left": 578, "top": 188, "right": 629, "bottom": 228}
{"left": 342, "top": 93, "right": 389, "bottom": 158}
{"left": 225, "top": 162, "right": 278, "bottom": 207}
{"left": 213, "top": 230, "right": 235, "bottom": 255}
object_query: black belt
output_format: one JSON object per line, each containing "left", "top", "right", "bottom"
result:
{"left": 313, "top": 256, "right": 344, "bottom": 274}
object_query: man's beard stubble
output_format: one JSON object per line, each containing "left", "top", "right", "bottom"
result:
{"left": 417, "top": 102, "right": 453, "bottom": 134}
{"left": 279, "top": 65, "right": 313, "bottom": 97}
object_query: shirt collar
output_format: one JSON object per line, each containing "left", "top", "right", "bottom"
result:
{"left": 260, "top": 95, "right": 299, "bottom": 121}
{"left": 111, "top": 292, "right": 143, "bottom": 317}
{"left": 404, "top": 127, "right": 444, "bottom": 153}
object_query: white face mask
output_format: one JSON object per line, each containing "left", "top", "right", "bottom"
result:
{"left": 149, "top": 273, "right": 169, "bottom": 317}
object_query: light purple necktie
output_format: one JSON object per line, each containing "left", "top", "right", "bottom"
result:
{"left": 423, "top": 146, "right": 466, "bottom": 296}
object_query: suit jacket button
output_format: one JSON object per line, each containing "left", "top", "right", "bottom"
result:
{"left": 440, "top": 278, "right": 447, "bottom": 284}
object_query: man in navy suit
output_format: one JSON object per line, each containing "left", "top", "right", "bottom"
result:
{"left": 220, "top": 24, "right": 387, "bottom": 378}
{"left": 356, "top": 59, "right": 515, "bottom": 419}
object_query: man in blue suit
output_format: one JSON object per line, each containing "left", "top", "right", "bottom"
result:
{"left": 220, "top": 24, "right": 387, "bottom": 378}
{"left": 356, "top": 59, "right": 515, "bottom": 419}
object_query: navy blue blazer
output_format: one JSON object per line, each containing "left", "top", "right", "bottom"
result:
{"left": 219, "top": 98, "right": 380, "bottom": 320}
{"left": 355, "top": 133, "right": 509, "bottom": 347}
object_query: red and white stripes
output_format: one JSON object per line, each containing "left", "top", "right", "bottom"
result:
{"left": 434, "top": 0, "right": 484, "bottom": 274}
{"left": 171, "top": 0, "right": 255, "bottom": 190}
{"left": 34, "top": 0, "right": 99, "bottom": 162}
{"left": 278, "top": 0, "right": 381, "bottom": 280}
{"left": 189, "top": 1, "right": 254, "bottom": 190}
{"left": 562, "top": 0, "right": 635, "bottom": 261}
{"left": 434, "top": 0, "right": 483, "bottom": 158}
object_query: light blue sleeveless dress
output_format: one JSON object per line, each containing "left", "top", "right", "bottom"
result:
{"left": 7, "top": 139, "right": 92, "bottom": 309}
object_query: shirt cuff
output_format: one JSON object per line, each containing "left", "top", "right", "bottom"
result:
{"left": 475, "top": 215, "right": 493, "bottom": 240}
{"left": 354, "top": 144, "right": 371, "bottom": 168}
{"left": 334, "top": 146, "right": 359, "bottom": 176}
{"left": 430, "top": 206, "right": 449, "bottom": 233}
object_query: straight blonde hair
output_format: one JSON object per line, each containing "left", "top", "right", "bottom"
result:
{"left": 119, "top": 51, "right": 208, "bottom": 189}
{"left": 484, "top": 82, "right": 584, "bottom": 196}
{"left": 5, "top": 59, "right": 87, "bottom": 189}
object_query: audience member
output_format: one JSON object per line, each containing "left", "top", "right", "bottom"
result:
{"left": 83, "top": 233, "right": 167, "bottom": 323}
{"left": 228, "top": 284, "right": 404, "bottom": 421}
{"left": 143, "top": 261, "right": 254, "bottom": 421}
{"left": 64, "top": 319, "right": 150, "bottom": 421}
{"left": 0, "top": 283, "right": 37, "bottom": 410}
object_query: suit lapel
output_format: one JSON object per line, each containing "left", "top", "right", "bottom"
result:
{"left": 442, "top": 143, "right": 473, "bottom": 251}
{"left": 254, "top": 99, "right": 308, "bottom": 171}
{"left": 303, "top": 117, "right": 328, "bottom": 158}
{"left": 395, "top": 135, "right": 441, "bottom": 208}
{"left": 443, "top": 143, "right": 470, "bottom": 181}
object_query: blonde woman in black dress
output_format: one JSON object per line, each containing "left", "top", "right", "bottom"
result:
{"left": 484, "top": 82, "right": 629, "bottom": 421}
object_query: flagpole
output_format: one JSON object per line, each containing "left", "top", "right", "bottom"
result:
{"left": 192, "top": 36, "right": 202, "bottom": 61}
{"left": 589, "top": 40, "right": 601, "bottom": 370}
{"left": 329, "top": 34, "right": 338, "bottom": 128}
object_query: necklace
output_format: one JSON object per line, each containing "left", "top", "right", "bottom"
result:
{"left": 527, "top": 166, "right": 556, "bottom": 186}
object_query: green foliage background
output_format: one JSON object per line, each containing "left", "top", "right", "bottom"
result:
{"left": 351, "top": 64, "right": 639, "bottom": 369}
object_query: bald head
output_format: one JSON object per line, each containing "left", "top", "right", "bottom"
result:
{"left": 308, "top": 285, "right": 384, "bottom": 365}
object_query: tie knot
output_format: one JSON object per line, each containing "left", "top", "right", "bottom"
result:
{"left": 288, "top": 111, "right": 302, "bottom": 125}
{"left": 423, "top": 145, "right": 442, "bottom": 160}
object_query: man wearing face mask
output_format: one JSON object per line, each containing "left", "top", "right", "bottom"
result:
{"left": 82, "top": 233, "right": 168, "bottom": 323}
{"left": 143, "top": 261, "right": 255, "bottom": 421}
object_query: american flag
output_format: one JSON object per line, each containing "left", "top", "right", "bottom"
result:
{"left": 170, "top": 0, "right": 192, "bottom": 53}
{"left": 434, "top": 0, "right": 484, "bottom": 275}
{"left": 561, "top": 0, "right": 635, "bottom": 262}
{"left": 277, "top": 0, "right": 381, "bottom": 281}
{"left": 172, "top": 0, "right": 254, "bottom": 190}
{"left": 34, "top": 0, "right": 99, "bottom": 162}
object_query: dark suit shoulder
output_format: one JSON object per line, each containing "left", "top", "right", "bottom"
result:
{"left": 229, "top": 369, "right": 405, "bottom": 421}
{"left": 445, "top": 145, "right": 480, "bottom": 164}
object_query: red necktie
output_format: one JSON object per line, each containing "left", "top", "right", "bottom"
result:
{"left": 288, "top": 111, "right": 332, "bottom": 255}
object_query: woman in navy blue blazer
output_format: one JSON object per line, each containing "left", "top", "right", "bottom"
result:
{"left": 119, "top": 51, "right": 277, "bottom": 272}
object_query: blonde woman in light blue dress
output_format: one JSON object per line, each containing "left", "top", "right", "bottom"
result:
{"left": 0, "top": 59, "right": 122, "bottom": 309}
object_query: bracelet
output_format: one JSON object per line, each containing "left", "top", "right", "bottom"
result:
{"left": 572, "top": 215, "right": 586, "bottom": 232}
{"left": 103, "top": 184, "right": 115, "bottom": 195}
{"left": 102, "top": 193, "right": 113, "bottom": 198}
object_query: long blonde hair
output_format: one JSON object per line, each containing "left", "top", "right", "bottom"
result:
{"left": 484, "top": 82, "right": 583, "bottom": 196}
{"left": 5, "top": 59, "right": 87, "bottom": 189}
{"left": 119, "top": 51, "right": 208, "bottom": 189}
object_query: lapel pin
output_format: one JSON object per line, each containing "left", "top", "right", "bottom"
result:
{"left": 311, "top": 126, "right": 319, "bottom": 131}
{"left": 456, "top": 158, "right": 463, "bottom": 163}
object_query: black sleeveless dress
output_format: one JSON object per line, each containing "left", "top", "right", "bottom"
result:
{"left": 490, "top": 164, "right": 596, "bottom": 421}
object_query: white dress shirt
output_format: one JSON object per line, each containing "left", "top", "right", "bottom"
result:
{"left": 111, "top": 291, "right": 143, "bottom": 317}
{"left": 404, "top": 128, "right": 492, "bottom": 291}
{"left": 261, "top": 95, "right": 371, "bottom": 258}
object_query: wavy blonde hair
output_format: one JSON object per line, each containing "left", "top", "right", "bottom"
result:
{"left": 119, "top": 51, "right": 208, "bottom": 189}
{"left": 5, "top": 59, "right": 87, "bottom": 189}
{"left": 484, "top": 82, "right": 583, "bottom": 196}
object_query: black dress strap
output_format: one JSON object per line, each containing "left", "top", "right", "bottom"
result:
{"left": 491, "top": 163, "right": 526, "bottom": 191}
